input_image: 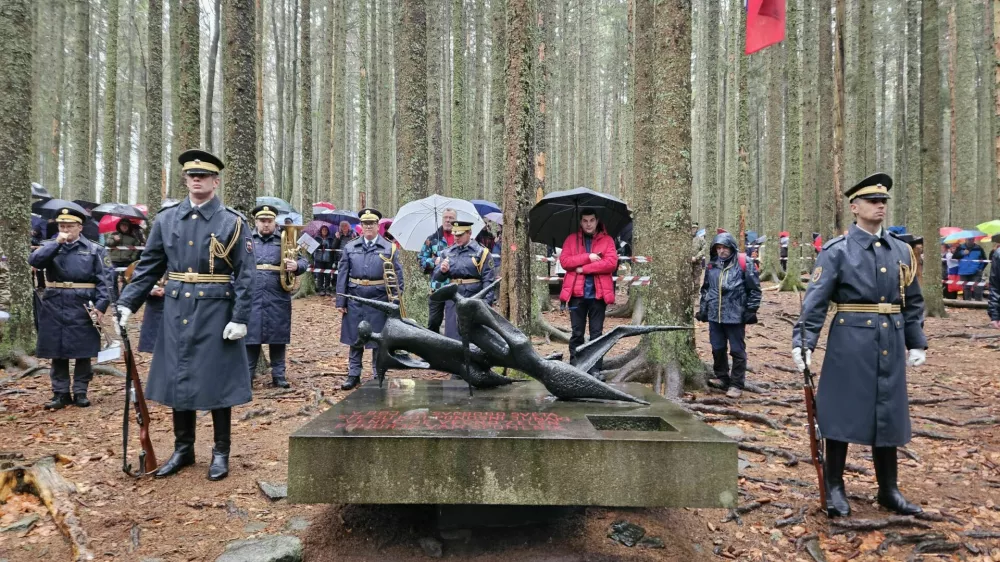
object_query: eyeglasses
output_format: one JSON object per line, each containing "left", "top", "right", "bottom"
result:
{"left": 361, "top": 221, "right": 377, "bottom": 226}
{"left": 185, "top": 172, "right": 213, "bottom": 178}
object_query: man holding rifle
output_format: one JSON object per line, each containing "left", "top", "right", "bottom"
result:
{"left": 792, "top": 173, "right": 927, "bottom": 518}
{"left": 116, "top": 149, "right": 255, "bottom": 481}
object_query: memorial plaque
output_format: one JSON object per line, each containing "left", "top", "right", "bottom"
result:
{"left": 288, "top": 379, "right": 737, "bottom": 507}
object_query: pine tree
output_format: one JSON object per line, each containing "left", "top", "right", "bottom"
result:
{"left": 67, "top": 0, "right": 91, "bottom": 200}
{"left": 300, "top": 0, "right": 314, "bottom": 216}
{"left": 497, "top": 0, "right": 534, "bottom": 331}
{"left": 631, "top": 0, "right": 699, "bottom": 391}
{"left": 101, "top": 0, "right": 121, "bottom": 203}
{"left": 146, "top": 0, "right": 163, "bottom": 217}
{"left": 451, "top": 0, "right": 468, "bottom": 198}
{"left": 920, "top": 0, "right": 944, "bottom": 318}
{"left": 0, "top": 0, "right": 36, "bottom": 352}
{"left": 398, "top": 0, "right": 430, "bottom": 324}
{"left": 222, "top": 0, "right": 258, "bottom": 215}
{"left": 780, "top": 0, "right": 805, "bottom": 292}
{"left": 489, "top": 0, "right": 506, "bottom": 202}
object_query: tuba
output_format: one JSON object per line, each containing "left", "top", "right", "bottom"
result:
{"left": 280, "top": 225, "right": 306, "bottom": 292}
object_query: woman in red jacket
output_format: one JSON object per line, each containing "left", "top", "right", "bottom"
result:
{"left": 559, "top": 209, "right": 619, "bottom": 377}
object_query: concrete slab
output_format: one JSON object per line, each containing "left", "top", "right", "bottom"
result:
{"left": 288, "top": 379, "right": 736, "bottom": 507}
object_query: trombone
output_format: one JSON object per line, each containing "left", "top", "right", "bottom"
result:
{"left": 383, "top": 259, "right": 405, "bottom": 317}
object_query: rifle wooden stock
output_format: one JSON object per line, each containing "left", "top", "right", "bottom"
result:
{"left": 803, "top": 366, "right": 827, "bottom": 512}
{"left": 118, "top": 312, "right": 157, "bottom": 476}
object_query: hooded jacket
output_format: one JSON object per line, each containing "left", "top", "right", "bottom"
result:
{"left": 698, "top": 232, "right": 762, "bottom": 324}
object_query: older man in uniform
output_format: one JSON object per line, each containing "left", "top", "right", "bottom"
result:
{"left": 245, "top": 204, "right": 309, "bottom": 388}
{"left": 29, "top": 206, "right": 113, "bottom": 409}
{"left": 432, "top": 220, "right": 497, "bottom": 340}
{"left": 336, "top": 208, "right": 404, "bottom": 391}
{"left": 116, "top": 149, "right": 255, "bottom": 481}
{"left": 792, "top": 173, "right": 926, "bottom": 518}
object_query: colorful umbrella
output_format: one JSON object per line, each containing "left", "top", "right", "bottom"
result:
{"left": 939, "top": 226, "right": 963, "bottom": 237}
{"left": 975, "top": 220, "right": 1000, "bottom": 237}
{"left": 470, "top": 199, "right": 501, "bottom": 217}
{"left": 98, "top": 215, "right": 143, "bottom": 235}
{"left": 942, "top": 230, "right": 986, "bottom": 244}
{"left": 303, "top": 220, "right": 334, "bottom": 238}
{"left": 379, "top": 217, "right": 393, "bottom": 237}
{"left": 314, "top": 201, "right": 337, "bottom": 211}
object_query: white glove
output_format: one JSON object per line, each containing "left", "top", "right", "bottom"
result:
{"left": 907, "top": 348, "right": 926, "bottom": 367}
{"left": 114, "top": 305, "right": 132, "bottom": 336}
{"left": 792, "top": 347, "right": 811, "bottom": 372}
{"left": 223, "top": 322, "right": 248, "bottom": 341}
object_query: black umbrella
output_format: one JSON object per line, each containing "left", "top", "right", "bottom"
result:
{"left": 73, "top": 200, "right": 99, "bottom": 215}
{"left": 32, "top": 198, "right": 90, "bottom": 219}
{"left": 31, "top": 182, "right": 51, "bottom": 200}
{"left": 528, "top": 187, "right": 632, "bottom": 247}
{"left": 91, "top": 202, "right": 146, "bottom": 221}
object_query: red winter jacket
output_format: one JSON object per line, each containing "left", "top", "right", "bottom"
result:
{"left": 559, "top": 230, "right": 619, "bottom": 304}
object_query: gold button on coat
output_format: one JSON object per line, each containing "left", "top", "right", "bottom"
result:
{"left": 185, "top": 292, "right": 191, "bottom": 298}
{"left": 882, "top": 350, "right": 888, "bottom": 355}
{"left": 866, "top": 320, "right": 872, "bottom": 325}
{"left": 880, "top": 296, "right": 886, "bottom": 302}
{"left": 188, "top": 241, "right": 194, "bottom": 246}
{"left": 882, "top": 322, "right": 888, "bottom": 328}
{"left": 199, "top": 291, "right": 205, "bottom": 296}
{"left": 880, "top": 267, "right": 887, "bottom": 273}
{"left": 875, "top": 242, "right": 881, "bottom": 247}
{"left": 839, "top": 318, "right": 845, "bottom": 324}
{"left": 182, "top": 319, "right": 188, "bottom": 324}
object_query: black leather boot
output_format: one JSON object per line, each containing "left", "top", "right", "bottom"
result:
{"left": 711, "top": 349, "right": 731, "bottom": 388}
{"left": 873, "top": 447, "right": 923, "bottom": 515}
{"left": 341, "top": 375, "right": 361, "bottom": 390}
{"left": 272, "top": 377, "right": 291, "bottom": 389}
{"left": 208, "top": 408, "right": 231, "bottom": 481}
{"left": 154, "top": 410, "right": 196, "bottom": 478}
{"left": 824, "top": 439, "right": 851, "bottom": 517}
{"left": 73, "top": 393, "right": 91, "bottom": 407}
{"left": 44, "top": 393, "right": 73, "bottom": 410}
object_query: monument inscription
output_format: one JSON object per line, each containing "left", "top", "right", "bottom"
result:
{"left": 334, "top": 410, "right": 573, "bottom": 432}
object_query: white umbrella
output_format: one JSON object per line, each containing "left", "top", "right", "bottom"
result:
{"left": 388, "top": 194, "right": 485, "bottom": 251}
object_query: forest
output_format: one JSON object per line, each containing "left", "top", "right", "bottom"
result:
{"left": 1, "top": 0, "right": 999, "bottom": 374}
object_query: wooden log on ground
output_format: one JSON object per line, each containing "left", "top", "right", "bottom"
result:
{"left": 687, "top": 404, "right": 783, "bottom": 429}
{"left": 830, "top": 515, "right": 932, "bottom": 533}
{"left": 0, "top": 456, "right": 93, "bottom": 561}
{"left": 943, "top": 298, "right": 988, "bottom": 309}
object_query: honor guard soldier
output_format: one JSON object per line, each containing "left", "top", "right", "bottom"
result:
{"left": 29, "top": 207, "right": 113, "bottom": 409}
{"left": 792, "top": 173, "right": 927, "bottom": 518}
{"left": 432, "top": 220, "right": 497, "bottom": 340}
{"left": 336, "top": 208, "right": 403, "bottom": 391}
{"left": 116, "top": 149, "right": 256, "bottom": 481}
{"left": 245, "top": 205, "right": 309, "bottom": 388}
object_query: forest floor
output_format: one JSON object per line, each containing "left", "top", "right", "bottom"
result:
{"left": 1, "top": 286, "right": 999, "bottom": 561}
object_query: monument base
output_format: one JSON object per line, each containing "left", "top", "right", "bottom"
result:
{"left": 288, "top": 379, "right": 736, "bottom": 508}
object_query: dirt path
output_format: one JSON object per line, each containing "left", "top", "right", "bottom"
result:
{"left": 1, "top": 289, "right": 998, "bottom": 561}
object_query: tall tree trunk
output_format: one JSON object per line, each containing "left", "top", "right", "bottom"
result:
{"left": 118, "top": 25, "right": 136, "bottom": 204}
{"left": 332, "top": 0, "right": 346, "bottom": 206}
{"left": 903, "top": 0, "right": 921, "bottom": 234}
{"left": 995, "top": 0, "right": 1000, "bottom": 212}
{"left": 733, "top": 0, "right": 750, "bottom": 246}
{"left": 955, "top": 0, "right": 977, "bottom": 223}
{"left": 0, "top": 0, "right": 36, "bottom": 351}
{"left": 498, "top": 0, "right": 533, "bottom": 331}
{"left": 451, "top": 0, "right": 468, "bottom": 198}
{"left": 272, "top": 0, "right": 285, "bottom": 195}
{"left": 977, "top": 1, "right": 995, "bottom": 224}
{"left": 832, "top": 0, "right": 847, "bottom": 231}
{"left": 701, "top": 0, "right": 720, "bottom": 229}
{"left": 921, "top": 0, "right": 944, "bottom": 318}
{"left": 780, "top": 0, "right": 804, "bottom": 292}
{"left": 800, "top": 0, "right": 818, "bottom": 234}
{"left": 282, "top": 0, "right": 299, "bottom": 203}
{"left": 360, "top": 0, "right": 372, "bottom": 200}
{"left": 762, "top": 43, "right": 784, "bottom": 282}
{"left": 101, "top": 0, "right": 121, "bottom": 203}
{"left": 255, "top": 0, "right": 264, "bottom": 191}
{"left": 146, "top": 0, "right": 164, "bottom": 216}
{"left": 426, "top": 0, "right": 442, "bottom": 194}
{"left": 68, "top": 0, "right": 91, "bottom": 201}
{"left": 44, "top": 0, "right": 66, "bottom": 194}
{"left": 300, "top": 0, "right": 314, "bottom": 215}
{"left": 173, "top": 0, "right": 201, "bottom": 197}
{"left": 222, "top": 0, "right": 258, "bottom": 215}
{"left": 370, "top": 0, "right": 381, "bottom": 208}
{"left": 633, "top": 0, "right": 699, "bottom": 390}
{"left": 205, "top": 0, "right": 222, "bottom": 153}
{"left": 817, "top": 0, "right": 835, "bottom": 238}
{"left": 490, "top": 0, "right": 506, "bottom": 203}
{"left": 398, "top": 0, "right": 429, "bottom": 324}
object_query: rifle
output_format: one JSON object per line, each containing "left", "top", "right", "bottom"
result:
{"left": 114, "top": 303, "right": 157, "bottom": 477}
{"left": 797, "top": 305, "right": 827, "bottom": 511}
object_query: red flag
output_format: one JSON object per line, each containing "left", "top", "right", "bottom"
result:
{"left": 745, "top": 0, "right": 786, "bottom": 54}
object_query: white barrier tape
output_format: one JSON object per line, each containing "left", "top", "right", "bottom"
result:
{"left": 940, "top": 258, "right": 991, "bottom": 263}
{"left": 30, "top": 245, "right": 146, "bottom": 250}
{"left": 536, "top": 275, "right": 652, "bottom": 286}
{"left": 306, "top": 267, "right": 338, "bottom": 274}
{"left": 942, "top": 280, "right": 988, "bottom": 287}
{"left": 534, "top": 255, "right": 653, "bottom": 263}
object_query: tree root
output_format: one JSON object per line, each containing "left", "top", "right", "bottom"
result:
{"left": 602, "top": 345, "right": 642, "bottom": 370}
{"left": 876, "top": 532, "right": 948, "bottom": 555}
{"left": 694, "top": 396, "right": 800, "bottom": 408}
{"left": 897, "top": 448, "right": 920, "bottom": 462}
{"left": 0, "top": 365, "right": 49, "bottom": 386}
{"left": 687, "top": 404, "right": 782, "bottom": 429}
{"left": 737, "top": 442, "right": 800, "bottom": 466}
{"left": 92, "top": 366, "right": 126, "bottom": 378}
{"left": 844, "top": 463, "right": 871, "bottom": 475}
{"left": 909, "top": 396, "right": 966, "bottom": 405}
{"left": 533, "top": 316, "right": 570, "bottom": 343}
{"left": 830, "top": 516, "right": 932, "bottom": 534}
{"left": 912, "top": 429, "right": 961, "bottom": 441}
{"left": 609, "top": 349, "right": 651, "bottom": 383}
{"left": 629, "top": 293, "right": 646, "bottom": 325}
{"left": 0, "top": 456, "right": 93, "bottom": 561}
{"left": 775, "top": 507, "right": 808, "bottom": 528}
{"left": 763, "top": 362, "right": 799, "bottom": 374}
{"left": 913, "top": 415, "right": 998, "bottom": 427}
{"left": 962, "top": 529, "right": 1000, "bottom": 539}
{"left": 606, "top": 293, "right": 635, "bottom": 318}
{"left": 722, "top": 500, "right": 766, "bottom": 523}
